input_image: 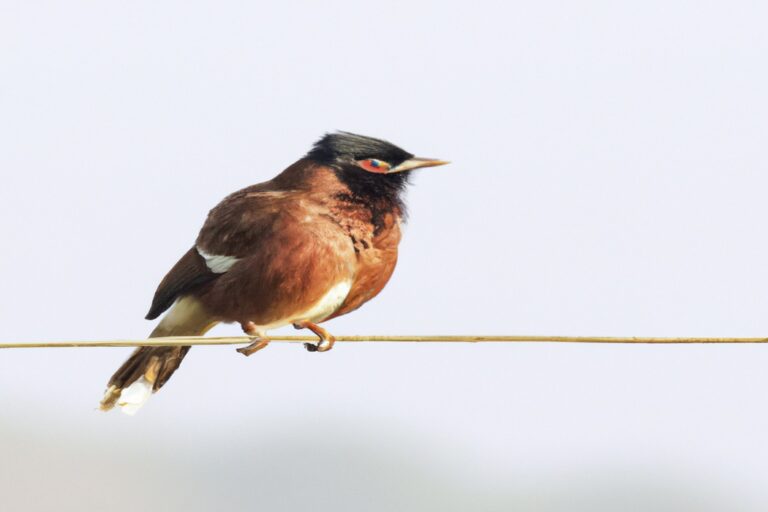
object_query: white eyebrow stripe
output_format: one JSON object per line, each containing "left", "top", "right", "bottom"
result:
{"left": 197, "top": 247, "right": 241, "bottom": 273}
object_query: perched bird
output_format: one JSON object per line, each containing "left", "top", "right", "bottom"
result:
{"left": 100, "top": 132, "right": 448, "bottom": 414}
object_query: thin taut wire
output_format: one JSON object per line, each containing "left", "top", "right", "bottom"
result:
{"left": 1, "top": 335, "right": 768, "bottom": 349}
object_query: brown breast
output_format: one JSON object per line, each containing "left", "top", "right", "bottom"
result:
{"left": 323, "top": 193, "right": 402, "bottom": 319}
{"left": 269, "top": 160, "right": 404, "bottom": 320}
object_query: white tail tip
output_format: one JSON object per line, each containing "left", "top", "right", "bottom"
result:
{"left": 116, "top": 377, "right": 153, "bottom": 415}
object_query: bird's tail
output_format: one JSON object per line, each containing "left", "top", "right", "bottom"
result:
{"left": 99, "top": 297, "right": 218, "bottom": 414}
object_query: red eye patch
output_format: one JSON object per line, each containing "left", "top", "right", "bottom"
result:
{"left": 357, "top": 158, "right": 391, "bottom": 173}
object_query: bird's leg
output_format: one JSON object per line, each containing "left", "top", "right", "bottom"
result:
{"left": 237, "top": 321, "right": 270, "bottom": 356}
{"left": 293, "top": 321, "right": 336, "bottom": 352}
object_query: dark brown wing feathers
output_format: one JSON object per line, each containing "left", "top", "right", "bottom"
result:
{"left": 145, "top": 247, "right": 218, "bottom": 320}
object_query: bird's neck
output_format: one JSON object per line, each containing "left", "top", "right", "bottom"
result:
{"left": 333, "top": 166, "right": 409, "bottom": 214}
{"left": 273, "top": 159, "right": 409, "bottom": 231}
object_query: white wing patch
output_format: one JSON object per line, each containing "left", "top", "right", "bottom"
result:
{"left": 197, "top": 247, "right": 240, "bottom": 273}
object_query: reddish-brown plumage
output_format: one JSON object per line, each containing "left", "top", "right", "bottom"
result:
{"left": 326, "top": 206, "right": 401, "bottom": 319}
{"left": 161, "top": 159, "right": 403, "bottom": 327}
{"left": 101, "top": 132, "right": 447, "bottom": 413}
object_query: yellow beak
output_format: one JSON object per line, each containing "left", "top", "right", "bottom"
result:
{"left": 388, "top": 157, "right": 450, "bottom": 173}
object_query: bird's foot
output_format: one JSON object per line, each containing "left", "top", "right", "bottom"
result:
{"left": 293, "top": 321, "right": 336, "bottom": 352}
{"left": 237, "top": 339, "right": 269, "bottom": 356}
{"left": 237, "top": 321, "right": 270, "bottom": 356}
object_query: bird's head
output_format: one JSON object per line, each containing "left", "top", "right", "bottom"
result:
{"left": 306, "top": 132, "right": 448, "bottom": 219}
{"left": 308, "top": 131, "right": 448, "bottom": 175}
{"left": 307, "top": 132, "right": 448, "bottom": 202}
{"left": 307, "top": 132, "right": 448, "bottom": 207}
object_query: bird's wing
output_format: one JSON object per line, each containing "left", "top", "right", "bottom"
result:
{"left": 195, "top": 188, "right": 290, "bottom": 258}
{"left": 144, "top": 247, "right": 219, "bottom": 320}
{"left": 145, "top": 188, "right": 289, "bottom": 321}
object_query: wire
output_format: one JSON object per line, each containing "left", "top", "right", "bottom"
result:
{"left": 1, "top": 335, "right": 767, "bottom": 349}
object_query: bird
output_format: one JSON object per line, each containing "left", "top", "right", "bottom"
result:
{"left": 100, "top": 132, "right": 448, "bottom": 414}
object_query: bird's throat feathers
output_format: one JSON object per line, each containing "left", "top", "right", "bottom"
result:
{"left": 333, "top": 165, "right": 409, "bottom": 221}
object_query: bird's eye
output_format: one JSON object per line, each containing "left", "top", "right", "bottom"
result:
{"left": 357, "top": 158, "right": 391, "bottom": 174}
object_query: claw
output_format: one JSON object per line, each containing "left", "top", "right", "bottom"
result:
{"left": 238, "top": 321, "right": 270, "bottom": 356}
{"left": 293, "top": 321, "right": 336, "bottom": 352}
{"left": 237, "top": 338, "right": 269, "bottom": 356}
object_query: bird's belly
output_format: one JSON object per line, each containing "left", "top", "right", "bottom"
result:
{"left": 331, "top": 248, "right": 398, "bottom": 319}
{"left": 295, "top": 279, "right": 353, "bottom": 322}
{"left": 250, "top": 279, "right": 353, "bottom": 333}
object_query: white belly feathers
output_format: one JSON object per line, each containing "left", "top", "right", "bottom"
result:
{"left": 299, "top": 280, "right": 352, "bottom": 323}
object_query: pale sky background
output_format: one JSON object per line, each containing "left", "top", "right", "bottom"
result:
{"left": 1, "top": 1, "right": 768, "bottom": 511}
